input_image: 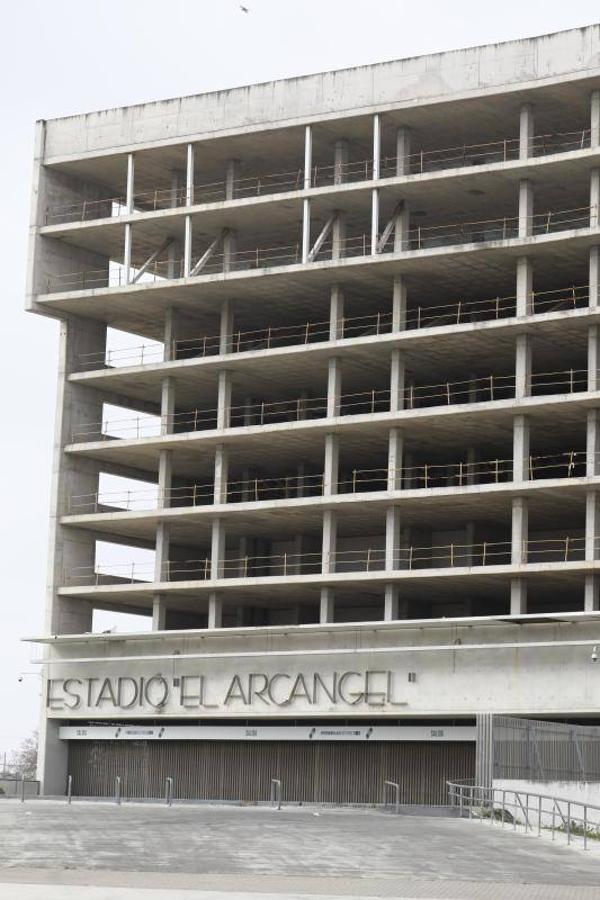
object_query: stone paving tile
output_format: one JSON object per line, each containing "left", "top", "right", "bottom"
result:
{"left": 0, "top": 800, "right": 598, "bottom": 896}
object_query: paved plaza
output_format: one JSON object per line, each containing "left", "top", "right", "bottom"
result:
{"left": 0, "top": 801, "right": 599, "bottom": 898}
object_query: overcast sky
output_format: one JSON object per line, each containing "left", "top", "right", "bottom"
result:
{"left": 1, "top": 0, "right": 599, "bottom": 762}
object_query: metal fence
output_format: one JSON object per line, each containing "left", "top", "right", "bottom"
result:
{"left": 491, "top": 716, "right": 600, "bottom": 782}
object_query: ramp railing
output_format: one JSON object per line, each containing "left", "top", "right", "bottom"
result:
{"left": 448, "top": 780, "right": 600, "bottom": 850}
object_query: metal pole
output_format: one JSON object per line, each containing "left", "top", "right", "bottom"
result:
{"left": 67, "top": 774, "right": 73, "bottom": 805}
{"left": 115, "top": 775, "right": 121, "bottom": 805}
{"left": 20, "top": 777, "right": 25, "bottom": 803}
{"left": 165, "top": 776, "right": 173, "bottom": 806}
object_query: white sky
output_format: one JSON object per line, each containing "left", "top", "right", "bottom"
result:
{"left": 1, "top": 0, "right": 599, "bottom": 760}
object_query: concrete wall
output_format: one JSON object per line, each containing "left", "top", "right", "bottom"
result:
{"left": 493, "top": 778, "right": 600, "bottom": 827}
{"left": 42, "top": 26, "right": 600, "bottom": 161}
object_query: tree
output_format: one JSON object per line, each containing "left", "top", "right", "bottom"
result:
{"left": 9, "top": 732, "right": 38, "bottom": 780}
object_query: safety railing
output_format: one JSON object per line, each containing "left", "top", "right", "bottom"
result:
{"left": 44, "top": 129, "right": 592, "bottom": 225}
{"left": 68, "top": 450, "right": 589, "bottom": 514}
{"left": 76, "top": 283, "right": 590, "bottom": 371}
{"left": 69, "top": 366, "right": 590, "bottom": 443}
{"left": 44, "top": 204, "right": 598, "bottom": 293}
{"left": 447, "top": 780, "right": 600, "bottom": 851}
{"left": 382, "top": 780, "right": 401, "bottom": 814}
{"left": 65, "top": 534, "right": 590, "bottom": 586}
{"left": 270, "top": 778, "right": 282, "bottom": 810}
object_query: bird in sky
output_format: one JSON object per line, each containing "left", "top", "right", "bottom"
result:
{"left": 240, "top": 4, "right": 250, "bottom": 11}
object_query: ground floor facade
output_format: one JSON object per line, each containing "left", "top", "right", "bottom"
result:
{"left": 33, "top": 614, "right": 600, "bottom": 800}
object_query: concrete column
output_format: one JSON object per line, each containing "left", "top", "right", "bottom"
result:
{"left": 123, "top": 149, "right": 135, "bottom": 280}
{"left": 585, "top": 576, "right": 600, "bottom": 612}
{"left": 186, "top": 143, "right": 195, "bottom": 205}
{"left": 591, "top": 168, "right": 600, "bottom": 229}
{"left": 320, "top": 588, "right": 335, "bottom": 623}
{"left": 322, "top": 509, "right": 337, "bottom": 575}
{"left": 161, "top": 377, "right": 176, "bottom": 435}
{"left": 208, "top": 591, "right": 223, "bottom": 628}
{"left": 511, "top": 496, "right": 529, "bottom": 565}
{"left": 385, "top": 506, "right": 401, "bottom": 571}
{"left": 519, "top": 103, "right": 534, "bottom": 160}
{"left": 510, "top": 578, "right": 527, "bottom": 615}
{"left": 220, "top": 298, "right": 234, "bottom": 355}
{"left": 592, "top": 90, "right": 600, "bottom": 149}
{"left": 183, "top": 216, "right": 193, "bottom": 277}
{"left": 387, "top": 428, "right": 403, "bottom": 491}
{"left": 214, "top": 444, "right": 229, "bottom": 504}
{"left": 587, "top": 409, "right": 600, "bottom": 477}
{"left": 183, "top": 143, "right": 195, "bottom": 276}
{"left": 372, "top": 113, "right": 381, "bottom": 180}
{"left": 390, "top": 349, "right": 406, "bottom": 413}
{"left": 390, "top": 276, "right": 407, "bottom": 332}
{"left": 394, "top": 203, "right": 410, "bottom": 252}
{"left": 225, "top": 159, "right": 240, "bottom": 201}
{"left": 515, "top": 334, "right": 532, "bottom": 401}
{"left": 585, "top": 491, "right": 600, "bottom": 610}
{"left": 590, "top": 246, "right": 599, "bottom": 309}
{"left": 152, "top": 595, "right": 166, "bottom": 631}
{"left": 323, "top": 433, "right": 340, "bottom": 496}
{"left": 519, "top": 179, "right": 534, "bottom": 238}
{"left": 334, "top": 139, "right": 349, "bottom": 185}
{"left": 332, "top": 211, "right": 346, "bottom": 261}
{"left": 396, "top": 126, "right": 411, "bottom": 176}
{"left": 123, "top": 224, "right": 133, "bottom": 285}
{"left": 157, "top": 449, "right": 173, "bottom": 509}
{"left": 384, "top": 584, "right": 398, "bottom": 620}
{"left": 223, "top": 230, "right": 237, "bottom": 274}
{"left": 302, "top": 125, "right": 312, "bottom": 263}
{"left": 217, "top": 370, "right": 232, "bottom": 429}
{"left": 589, "top": 325, "right": 599, "bottom": 392}
{"left": 327, "top": 357, "right": 342, "bottom": 418}
{"left": 329, "top": 285, "right": 344, "bottom": 341}
{"left": 371, "top": 188, "right": 380, "bottom": 254}
{"left": 586, "top": 490, "right": 599, "bottom": 561}
{"left": 163, "top": 308, "right": 181, "bottom": 362}
{"left": 154, "top": 522, "right": 170, "bottom": 582}
{"left": 516, "top": 257, "right": 533, "bottom": 317}
{"left": 211, "top": 519, "right": 226, "bottom": 579}
{"left": 510, "top": 494, "right": 529, "bottom": 616}
{"left": 513, "top": 414, "right": 530, "bottom": 482}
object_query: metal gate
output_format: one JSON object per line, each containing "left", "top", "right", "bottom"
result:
{"left": 68, "top": 739, "right": 474, "bottom": 804}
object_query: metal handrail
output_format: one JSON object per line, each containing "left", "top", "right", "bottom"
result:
{"left": 447, "top": 780, "right": 600, "bottom": 850}
{"left": 44, "top": 128, "right": 592, "bottom": 224}
{"left": 70, "top": 366, "right": 590, "bottom": 442}
{"left": 45, "top": 204, "right": 598, "bottom": 293}
{"left": 66, "top": 533, "right": 593, "bottom": 586}
{"left": 76, "top": 283, "right": 589, "bottom": 371}
{"left": 68, "top": 449, "right": 590, "bottom": 514}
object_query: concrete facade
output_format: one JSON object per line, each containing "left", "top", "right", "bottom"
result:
{"left": 25, "top": 25, "right": 600, "bottom": 797}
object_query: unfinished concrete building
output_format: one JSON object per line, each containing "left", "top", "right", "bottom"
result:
{"left": 26, "top": 25, "right": 600, "bottom": 802}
